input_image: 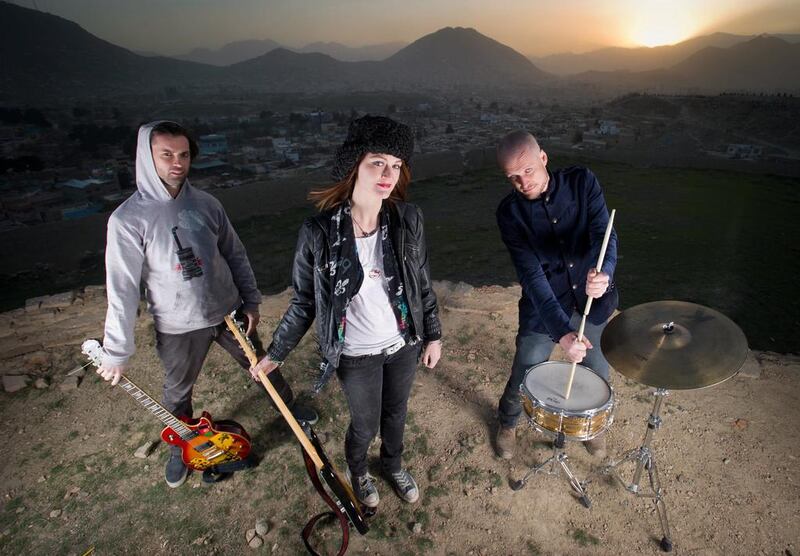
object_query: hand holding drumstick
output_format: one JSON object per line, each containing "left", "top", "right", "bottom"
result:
{"left": 564, "top": 209, "right": 616, "bottom": 399}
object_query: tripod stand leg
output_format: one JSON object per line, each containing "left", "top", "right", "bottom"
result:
{"left": 557, "top": 454, "right": 591, "bottom": 508}
{"left": 603, "top": 448, "right": 643, "bottom": 491}
{"left": 646, "top": 454, "right": 673, "bottom": 552}
{"left": 510, "top": 450, "right": 556, "bottom": 491}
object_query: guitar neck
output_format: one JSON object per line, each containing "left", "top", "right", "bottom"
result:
{"left": 223, "top": 316, "right": 324, "bottom": 470}
{"left": 117, "top": 376, "right": 192, "bottom": 439}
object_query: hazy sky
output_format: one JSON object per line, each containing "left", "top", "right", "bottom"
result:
{"left": 13, "top": 0, "right": 800, "bottom": 56}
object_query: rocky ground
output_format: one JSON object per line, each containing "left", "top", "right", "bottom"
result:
{"left": 1, "top": 283, "right": 798, "bottom": 555}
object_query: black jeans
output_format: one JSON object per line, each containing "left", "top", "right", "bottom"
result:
{"left": 156, "top": 309, "right": 294, "bottom": 418}
{"left": 335, "top": 342, "right": 420, "bottom": 477}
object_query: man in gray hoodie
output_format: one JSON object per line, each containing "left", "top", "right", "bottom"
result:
{"left": 97, "top": 121, "right": 317, "bottom": 488}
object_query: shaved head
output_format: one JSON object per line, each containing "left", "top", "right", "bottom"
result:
{"left": 496, "top": 130, "right": 540, "bottom": 166}
{"left": 497, "top": 130, "right": 550, "bottom": 200}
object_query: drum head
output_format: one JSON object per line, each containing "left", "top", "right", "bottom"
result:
{"left": 523, "top": 361, "right": 610, "bottom": 411}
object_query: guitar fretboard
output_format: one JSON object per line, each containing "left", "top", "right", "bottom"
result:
{"left": 118, "top": 378, "right": 193, "bottom": 439}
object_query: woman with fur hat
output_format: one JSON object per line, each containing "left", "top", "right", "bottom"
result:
{"left": 251, "top": 115, "right": 443, "bottom": 508}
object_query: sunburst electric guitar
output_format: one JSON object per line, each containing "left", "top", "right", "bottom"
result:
{"left": 81, "top": 339, "right": 251, "bottom": 470}
{"left": 224, "top": 314, "right": 368, "bottom": 556}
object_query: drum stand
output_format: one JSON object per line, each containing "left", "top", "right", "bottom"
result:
{"left": 510, "top": 430, "right": 592, "bottom": 508}
{"left": 600, "top": 388, "right": 673, "bottom": 552}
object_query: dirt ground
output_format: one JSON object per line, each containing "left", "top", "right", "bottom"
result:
{"left": 1, "top": 283, "right": 798, "bottom": 555}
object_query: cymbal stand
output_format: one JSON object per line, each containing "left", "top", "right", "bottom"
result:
{"left": 601, "top": 388, "right": 673, "bottom": 552}
{"left": 510, "top": 430, "right": 592, "bottom": 509}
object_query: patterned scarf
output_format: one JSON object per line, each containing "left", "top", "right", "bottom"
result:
{"left": 316, "top": 200, "right": 412, "bottom": 390}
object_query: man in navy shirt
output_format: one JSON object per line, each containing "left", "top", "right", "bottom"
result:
{"left": 494, "top": 130, "right": 618, "bottom": 460}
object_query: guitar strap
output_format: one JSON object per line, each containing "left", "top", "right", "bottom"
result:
{"left": 205, "top": 455, "right": 255, "bottom": 475}
{"left": 300, "top": 451, "right": 350, "bottom": 556}
{"left": 200, "top": 454, "right": 257, "bottom": 484}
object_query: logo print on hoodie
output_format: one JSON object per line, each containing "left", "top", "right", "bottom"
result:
{"left": 178, "top": 209, "right": 204, "bottom": 232}
{"left": 171, "top": 226, "right": 204, "bottom": 280}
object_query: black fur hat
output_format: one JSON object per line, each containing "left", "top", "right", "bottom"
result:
{"left": 331, "top": 115, "right": 414, "bottom": 181}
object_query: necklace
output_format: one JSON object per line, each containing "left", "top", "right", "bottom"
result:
{"left": 351, "top": 213, "right": 378, "bottom": 238}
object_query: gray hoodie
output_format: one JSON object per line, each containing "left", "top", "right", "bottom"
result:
{"left": 102, "top": 121, "right": 261, "bottom": 367}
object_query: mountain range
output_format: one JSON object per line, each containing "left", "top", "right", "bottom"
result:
{"left": 172, "top": 39, "right": 407, "bottom": 65}
{"left": 571, "top": 36, "right": 800, "bottom": 92}
{"left": 173, "top": 39, "right": 283, "bottom": 66}
{"left": 222, "top": 28, "right": 547, "bottom": 92}
{"left": 0, "top": 1, "right": 221, "bottom": 100}
{"left": 531, "top": 32, "right": 800, "bottom": 75}
{"left": 1, "top": 1, "right": 798, "bottom": 103}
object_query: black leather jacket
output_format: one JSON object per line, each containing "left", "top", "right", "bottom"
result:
{"left": 267, "top": 201, "right": 442, "bottom": 373}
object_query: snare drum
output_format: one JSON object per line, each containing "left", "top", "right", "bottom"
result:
{"left": 520, "top": 361, "right": 614, "bottom": 441}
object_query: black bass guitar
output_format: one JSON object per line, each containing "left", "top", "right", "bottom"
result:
{"left": 224, "top": 314, "right": 368, "bottom": 555}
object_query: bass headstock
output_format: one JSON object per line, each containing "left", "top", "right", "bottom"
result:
{"left": 227, "top": 310, "right": 257, "bottom": 352}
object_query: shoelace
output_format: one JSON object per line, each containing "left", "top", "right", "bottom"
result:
{"left": 358, "top": 475, "right": 375, "bottom": 491}
{"left": 392, "top": 471, "right": 413, "bottom": 491}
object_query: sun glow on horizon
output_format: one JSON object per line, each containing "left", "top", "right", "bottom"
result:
{"left": 627, "top": 3, "right": 701, "bottom": 47}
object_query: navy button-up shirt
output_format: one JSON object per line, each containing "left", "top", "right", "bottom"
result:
{"left": 496, "top": 166, "right": 618, "bottom": 341}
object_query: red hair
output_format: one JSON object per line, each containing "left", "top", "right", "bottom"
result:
{"left": 309, "top": 154, "right": 411, "bottom": 211}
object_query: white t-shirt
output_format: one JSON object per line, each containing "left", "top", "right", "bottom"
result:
{"left": 342, "top": 233, "right": 404, "bottom": 356}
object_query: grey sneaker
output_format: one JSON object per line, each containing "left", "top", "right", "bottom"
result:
{"left": 165, "top": 448, "right": 188, "bottom": 488}
{"left": 388, "top": 469, "right": 419, "bottom": 504}
{"left": 346, "top": 468, "right": 380, "bottom": 508}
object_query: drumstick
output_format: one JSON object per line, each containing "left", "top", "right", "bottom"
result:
{"left": 564, "top": 209, "right": 616, "bottom": 399}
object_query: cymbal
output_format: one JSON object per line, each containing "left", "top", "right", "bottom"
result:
{"left": 601, "top": 301, "right": 748, "bottom": 390}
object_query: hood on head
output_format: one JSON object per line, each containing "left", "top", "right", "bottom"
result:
{"left": 135, "top": 120, "right": 187, "bottom": 201}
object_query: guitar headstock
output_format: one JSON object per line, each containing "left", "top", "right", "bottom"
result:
{"left": 227, "top": 311, "right": 257, "bottom": 352}
{"left": 81, "top": 339, "right": 104, "bottom": 368}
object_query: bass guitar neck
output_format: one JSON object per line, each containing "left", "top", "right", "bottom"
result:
{"left": 223, "top": 316, "right": 323, "bottom": 467}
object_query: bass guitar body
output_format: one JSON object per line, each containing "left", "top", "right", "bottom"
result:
{"left": 160, "top": 411, "right": 251, "bottom": 471}
{"left": 303, "top": 425, "right": 370, "bottom": 535}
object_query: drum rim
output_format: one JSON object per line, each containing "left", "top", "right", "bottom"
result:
{"left": 519, "top": 362, "right": 615, "bottom": 416}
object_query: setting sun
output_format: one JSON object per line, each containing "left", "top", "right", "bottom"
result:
{"left": 628, "top": 4, "right": 699, "bottom": 47}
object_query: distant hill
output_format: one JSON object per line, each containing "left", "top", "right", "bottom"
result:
{"left": 569, "top": 36, "right": 800, "bottom": 93}
{"left": 174, "top": 39, "right": 282, "bottom": 66}
{"left": 225, "top": 48, "right": 358, "bottom": 91}
{"left": 384, "top": 27, "right": 550, "bottom": 88}
{"left": 774, "top": 33, "right": 800, "bottom": 43}
{"left": 296, "top": 41, "right": 407, "bottom": 61}
{"left": 668, "top": 35, "right": 800, "bottom": 91}
{"left": 0, "top": 1, "right": 222, "bottom": 100}
{"left": 532, "top": 32, "right": 799, "bottom": 75}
